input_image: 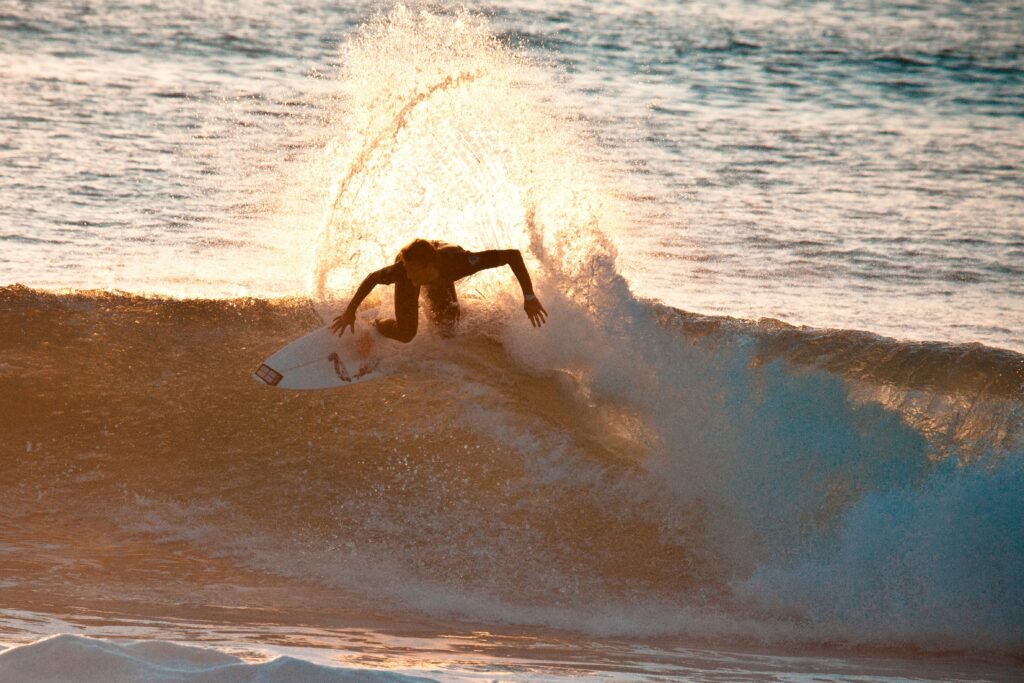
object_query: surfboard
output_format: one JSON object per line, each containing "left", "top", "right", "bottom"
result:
{"left": 253, "top": 310, "right": 387, "bottom": 390}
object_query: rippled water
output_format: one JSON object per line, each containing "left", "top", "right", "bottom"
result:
{"left": 3, "top": 3, "right": 1024, "bottom": 679}
{"left": 1, "top": 0, "right": 1021, "bottom": 349}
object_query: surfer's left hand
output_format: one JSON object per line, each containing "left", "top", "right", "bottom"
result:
{"left": 524, "top": 296, "right": 548, "bottom": 327}
{"left": 330, "top": 309, "right": 357, "bottom": 336}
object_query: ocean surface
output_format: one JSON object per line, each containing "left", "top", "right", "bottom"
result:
{"left": 2, "top": 1, "right": 1023, "bottom": 681}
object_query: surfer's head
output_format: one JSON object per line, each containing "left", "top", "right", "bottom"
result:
{"left": 400, "top": 239, "right": 440, "bottom": 286}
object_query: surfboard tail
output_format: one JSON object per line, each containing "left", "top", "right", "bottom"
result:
{"left": 254, "top": 364, "right": 283, "bottom": 386}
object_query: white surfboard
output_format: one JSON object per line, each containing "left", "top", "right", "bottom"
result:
{"left": 253, "top": 310, "right": 388, "bottom": 390}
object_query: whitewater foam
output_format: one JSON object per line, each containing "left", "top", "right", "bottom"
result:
{"left": 0, "top": 635, "right": 436, "bottom": 683}
{"left": 2, "top": 2, "right": 1023, "bottom": 662}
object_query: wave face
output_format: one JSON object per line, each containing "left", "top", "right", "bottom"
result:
{"left": 2, "top": 284, "right": 1022, "bottom": 653}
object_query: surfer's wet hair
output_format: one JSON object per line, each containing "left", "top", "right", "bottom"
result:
{"left": 399, "top": 239, "right": 439, "bottom": 266}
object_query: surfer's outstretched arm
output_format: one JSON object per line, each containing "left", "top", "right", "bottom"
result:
{"left": 469, "top": 249, "right": 548, "bottom": 327}
{"left": 330, "top": 268, "right": 386, "bottom": 336}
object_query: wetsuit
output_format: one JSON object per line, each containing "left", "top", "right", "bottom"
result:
{"left": 352, "top": 242, "right": 535, "bottom": 343}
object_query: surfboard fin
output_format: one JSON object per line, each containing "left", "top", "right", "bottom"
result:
{"left": 255, "top": 364, "right": 283, "bottom": 386}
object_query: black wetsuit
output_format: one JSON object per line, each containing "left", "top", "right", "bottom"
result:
{"left": 369, "top": 242, "right": 529, "bottom": 342}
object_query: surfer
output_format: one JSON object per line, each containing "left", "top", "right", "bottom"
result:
{"left": 330, "top": 239, "right": 548, "bottom": 342}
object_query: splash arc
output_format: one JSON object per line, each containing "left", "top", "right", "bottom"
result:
{"left": 313, "top": 70, "right": 486, "bottom": 297}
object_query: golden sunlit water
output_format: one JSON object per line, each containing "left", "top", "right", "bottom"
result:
{"left": 2, "top": 2, "right": 1023, "bottom": 681}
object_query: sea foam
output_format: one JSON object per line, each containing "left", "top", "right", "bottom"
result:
{"left": 0, "top": 634, "right": 436, "bottom": 683}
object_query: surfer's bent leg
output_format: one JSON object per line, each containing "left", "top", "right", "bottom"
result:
{"left": 375, "top": 278, "right": 419, "bottom": 343}
{"left": 425, "top": 281, "right": 460, "bottom": 338}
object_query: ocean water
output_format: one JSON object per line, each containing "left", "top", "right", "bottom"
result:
{"left": 3, "top": 0, "right": 1022, "bottom": 349}
{"left": 2, "top": 1, "right": 1024, "bottom": 681}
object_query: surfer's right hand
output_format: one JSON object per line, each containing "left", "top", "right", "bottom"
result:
{"left": 330, "top": 309, "right": 357, "bottom": 336}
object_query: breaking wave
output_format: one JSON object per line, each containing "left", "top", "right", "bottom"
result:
{"left": 2, "top": 283, "right": 1021, "bottom": 652}
{"left": 3, "top": 4, "right": 1022, "bottom": 658}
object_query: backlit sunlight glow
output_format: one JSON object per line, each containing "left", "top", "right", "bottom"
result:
{"left": 310, "top": 5, "right": 623, "bottom": 314}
